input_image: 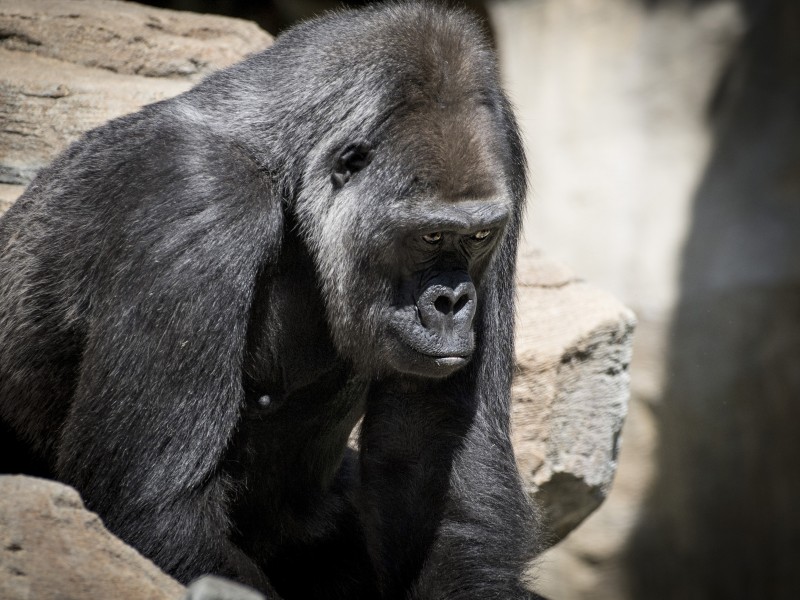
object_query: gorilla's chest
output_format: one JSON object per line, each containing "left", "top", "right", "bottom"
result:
{"left": 235, "top": 240, "right": 364, "bottom": 493}
{"left": 243, "top": 236, "right": 343, "bottom": 403}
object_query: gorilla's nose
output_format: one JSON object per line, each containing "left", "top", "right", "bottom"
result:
{"left": 417, "top": 281, "right": 477, "bottom": 335}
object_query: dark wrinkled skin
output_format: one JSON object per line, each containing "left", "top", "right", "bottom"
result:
{"left": 0, "top": 3, "right": 543, "bottom": 599}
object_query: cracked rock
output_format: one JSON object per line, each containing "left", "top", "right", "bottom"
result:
{"left": 513, "top": 252, "right": 636, "bottom": 543}
{"left": 0, "top": 475, "right": 186, "bottom": 600}
{"left": 0, "top": 0, "right": 272, "bottom": 186}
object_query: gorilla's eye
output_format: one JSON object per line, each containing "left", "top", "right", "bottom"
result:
{"left": 422, "top": 232, "right": 443, "bottom": 244}
{"left": 472, "top": 229, "right": 492, "bottom": 240}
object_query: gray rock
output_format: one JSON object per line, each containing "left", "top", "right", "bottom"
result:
{"left": 513, "top": 253, "right": 635, "bottom": 543}
{"left": 0, "top": 475, "right": 185, "bottom": 600}
{"left": 0, "top": 184, "right": 22, "bottom": 214}
{"left": 0, "top": 0, "right": 272, "bottom": 185}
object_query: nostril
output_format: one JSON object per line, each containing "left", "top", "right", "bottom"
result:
{"left": 453, "top": 294, "right": 469, "bottom": 314}
{"left": 434, "top": 295, "right": 452, "bottom": 315}
{"left": 418, "top": 281, "right": 476, "bottom": 329}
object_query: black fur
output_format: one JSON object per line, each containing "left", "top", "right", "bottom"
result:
{"left": 0, "top": 3, "right": 541, "bottom": 598}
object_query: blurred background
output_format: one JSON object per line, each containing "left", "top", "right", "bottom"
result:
{"left": 142, "top": 0, "right": 800, "bottom": 597}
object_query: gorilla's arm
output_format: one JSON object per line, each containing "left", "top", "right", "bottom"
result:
{"left": 52, "top": 120, "right": 283, "bottom": 589}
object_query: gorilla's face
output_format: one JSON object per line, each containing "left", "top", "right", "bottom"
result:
{"left": 377, "top": 197, "right": 509, "bottom": 378}
{"left": 314, "top": 191, "right": 509, "bottom": 379}
{"left": 298, "top": 102, "right": 512, "bottom": 379}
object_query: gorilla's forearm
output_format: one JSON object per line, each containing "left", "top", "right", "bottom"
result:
{"left": 359, "top": 375, "right": 538, "bottom": 598}
{"left": 410, "top": 422, "right": 539, "bottom": 599}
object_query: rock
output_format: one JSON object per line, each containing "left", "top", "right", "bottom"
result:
{"left": 0, "top": 0, "right": 270, "bottom": 80}
{"left": 513, "top": 252, "right": 635, "bottom": 542}
{"left": 492, "top": 0, "right": 744, "bottom": 318}
{"left": 0, "top": 0, "right": 272, "bottom": 185}
{"left": 0, "top": 475, "right": 185, "bottom": 600}
{"left": 0, "top": 47, "right": 189, "bottom": 184}
{"left": 0, "top": 184, "right": 22, "bottom": 214}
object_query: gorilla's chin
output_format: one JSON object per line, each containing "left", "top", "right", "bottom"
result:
{"left": 385, "top": 322, "right": 474, "bottom": 379}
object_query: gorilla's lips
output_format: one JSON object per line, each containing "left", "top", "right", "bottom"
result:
{"left": 430, "top": 355, "right": 470, "bottom": 368}
{"left": 387, "top": 316, "right": 475, "bottom": 378}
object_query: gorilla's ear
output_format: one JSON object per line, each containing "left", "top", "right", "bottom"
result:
{"left": 331, "top": 143, "right": 372, "bottom": 189}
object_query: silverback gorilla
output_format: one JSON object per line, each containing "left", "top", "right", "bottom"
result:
{"left": 0, "top": 3, "right": 541, "bottom": 598}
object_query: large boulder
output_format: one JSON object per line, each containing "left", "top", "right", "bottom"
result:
{"left": 514, "top": 254, "right": 634, "bottom": 541}
{"left": 0, "top": 475, "right": 185, "bottom": 600}
{"left": 0, "top": 0, "right": 272, "bottom": 185}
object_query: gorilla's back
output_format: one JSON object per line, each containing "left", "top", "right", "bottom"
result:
{"left": 0, "top": 105, "right": 206, "bottom": 470}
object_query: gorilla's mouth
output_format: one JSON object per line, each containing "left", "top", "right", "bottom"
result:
{"left": 386, "top": 317, "right": 474, "bottom": 378}
{"left": 423, "top": 354, "right": 470, "bottom": 368}
{"left": 394, "top": 346, "right": 472, "bottom": 378}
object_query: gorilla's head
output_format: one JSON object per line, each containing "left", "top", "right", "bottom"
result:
{"left": 292, "top": 5, "right": 518, "bottom": 380}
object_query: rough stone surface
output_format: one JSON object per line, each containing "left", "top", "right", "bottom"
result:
{"left": 513, "top": 253, "right": 635, "bottom": 543}
{"left": 0, "top": 0, "right": 269, "bottom": 79}
{"left": 0, "top": 0, "right": 272, "bottom": 185}
{"left": 0, "top": 184, "right": 21, "bottom": 214}
{"left": 0, "top": 475, "right": 186, "bottom": 600}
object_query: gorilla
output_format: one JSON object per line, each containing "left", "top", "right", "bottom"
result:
{"left": 0, "top": 3, "right": 541, "bottom": 598}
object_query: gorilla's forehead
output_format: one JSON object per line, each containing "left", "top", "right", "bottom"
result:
{"left": 369, "top": 19, "right": 506, "bottom": 202}
{"left": 385, "top": 103, "right": 505, "bottom": 202}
